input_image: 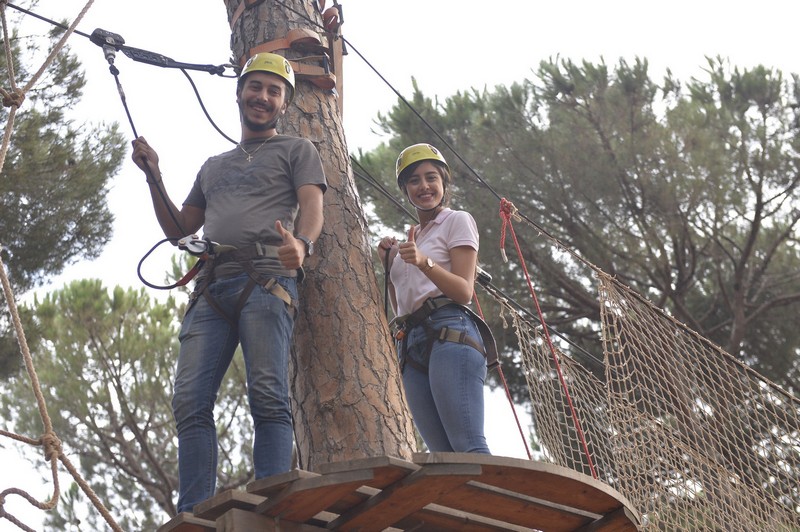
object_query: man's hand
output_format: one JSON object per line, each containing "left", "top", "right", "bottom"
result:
{"left": 131, "top": 137, "right": 161, "bottom": 181}
{"left": 276, "top": 220, "right": 303, "bottom": 270}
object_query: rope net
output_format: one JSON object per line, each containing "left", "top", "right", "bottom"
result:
{"left": 489, "top": 263, "right": 800, "bottom": 530}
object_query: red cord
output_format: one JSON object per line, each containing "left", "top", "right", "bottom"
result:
{"left": 473, "top": 291, "right": 532, "bottom": 460}
{"left": 498, "top": 198, "right": 598, "bottom": 479}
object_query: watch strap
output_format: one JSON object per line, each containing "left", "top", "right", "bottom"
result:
{"left": 297, "top": 235, "right": 314, "bottom": 257}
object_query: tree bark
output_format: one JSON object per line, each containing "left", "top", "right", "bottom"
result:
{"left": 222, "top": 0, "right": 415, "bottom": 471}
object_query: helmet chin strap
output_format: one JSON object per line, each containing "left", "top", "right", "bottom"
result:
{"left": 408, "top": 186, "right": 446, "bottom": 213}
{"left": 412, "top": 200, "right": 443, "bottom": 213}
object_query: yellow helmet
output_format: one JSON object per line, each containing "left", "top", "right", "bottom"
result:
{"left": 395, "top": 143, "right": 449, "bottom": 187}
{"left": 239, "top": 52, "right": 295, "bottom": 102}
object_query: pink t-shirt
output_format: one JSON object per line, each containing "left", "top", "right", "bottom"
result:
{"left": 390, "top": 208, "right": 479, "bottom": 316}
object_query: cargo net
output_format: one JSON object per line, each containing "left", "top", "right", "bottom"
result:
{"left": 498, "top": 270, "right": 800, "bottom": 531}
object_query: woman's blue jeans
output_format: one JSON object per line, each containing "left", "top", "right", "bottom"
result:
{"left": 172, "top": 272, "right": 297, "bottom": 513}
{"left": 400, "top": 305, "right": 491, "bottom": 454}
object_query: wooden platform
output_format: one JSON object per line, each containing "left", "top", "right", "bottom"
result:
{"left": 158, "top": 453, "right": 640, "bottom": 531}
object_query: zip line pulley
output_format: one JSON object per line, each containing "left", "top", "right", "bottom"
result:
{"left": 89, "top": 28, "right": 231, "bottom": 75}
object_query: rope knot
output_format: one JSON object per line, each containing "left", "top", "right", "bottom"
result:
{"left": 41, "top": 431, "right": 62, "bottom": 461}
{"left": 2, "top": 88, "right": 25, "bottom": 108}
{"left": 499, "top": 198, "right": 518, "bottom": 220}
{"left": 498, "top": 198, "right": 519, "bottom": 262}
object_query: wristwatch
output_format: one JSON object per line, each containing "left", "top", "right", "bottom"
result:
{"left": 422, "top": 256, "right": 435, "bottom": 272}
{"left": 297, "top": 235, "right": 314, "bottom": 257}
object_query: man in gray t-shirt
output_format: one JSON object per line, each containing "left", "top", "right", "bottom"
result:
{"left": 132, "top": 52, "right": 326, "bottom": 515}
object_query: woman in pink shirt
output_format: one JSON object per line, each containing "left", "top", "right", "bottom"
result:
{"left": 377, "top": 143, "right": 492, "bottom": 454}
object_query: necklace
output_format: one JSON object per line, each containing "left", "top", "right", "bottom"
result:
{"left": 238, "top": 135, "right": 276, "bottom": 162}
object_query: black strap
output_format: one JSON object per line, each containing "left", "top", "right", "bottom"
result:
{"left": 397, "top": 307, "right": 496, "bottom": 375}
{"left": 202, "top": 285, "right": 237, "bottom": 327}
{"left": 392, "top": 296, "right": 454, "bottom": 336}
{"left": 392, "top": 297, "right": 499, "bottom": 369}
{"left": 438, "top": 327, "right": 485, "bottom": 354}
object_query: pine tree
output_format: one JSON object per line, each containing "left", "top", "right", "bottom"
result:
{"left": 0, "top": 25, "right": 126, "bottom": 377}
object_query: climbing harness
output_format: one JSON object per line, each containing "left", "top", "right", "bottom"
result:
{"left": 187, "top": 241, "right": 298, "bottom": 328}
{"left": 390, "top": 296, "right": 499, "bottom": 374}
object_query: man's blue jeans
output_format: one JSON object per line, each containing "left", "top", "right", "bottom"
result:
{"left": 400, "top": 305, "right": 491, "bottom": 454}
{"left": 172, "top": 272, "right": 297, "bottom": 513}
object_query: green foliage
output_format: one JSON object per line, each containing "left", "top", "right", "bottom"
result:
{"left": 0, "top": 280, "right": 253, "bottom": 530}
{"left": 354, "top": 57, "right": 800, "bottom": 398}
{"left": 0, "top": 24, "right": 126, "bottom": 378}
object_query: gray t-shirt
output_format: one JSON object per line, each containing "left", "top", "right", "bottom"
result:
{"left": 185, "top": 134, "right": 326, "bottom": 278}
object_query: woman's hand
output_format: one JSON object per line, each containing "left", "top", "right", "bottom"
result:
{"left": 377, "top": 236, "right": 399, "bottom": 270}
{"left": 398, "top": 225, "right": 427, "bottom": 268}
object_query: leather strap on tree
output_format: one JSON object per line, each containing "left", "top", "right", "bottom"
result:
{"left": 239, "top": 29, "right": 338, "bottom": 92}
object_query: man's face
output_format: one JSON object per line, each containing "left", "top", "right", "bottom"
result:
{"left": 237, "top": 71, "right": 289, "bottom": 132}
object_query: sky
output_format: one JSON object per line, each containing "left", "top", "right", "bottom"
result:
{"left": 2, "top": 0, "right": 800, "bottom": 529}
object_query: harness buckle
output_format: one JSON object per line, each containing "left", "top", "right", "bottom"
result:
{"left": 422, "top": 297, "right": 439, "bottom": 314}
{"left": 390, "top": 318, "right": 406, "bottom": 340}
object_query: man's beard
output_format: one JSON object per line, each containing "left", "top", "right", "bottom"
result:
{"left": 239, "top": 100, "right": 281, "bottom": 132}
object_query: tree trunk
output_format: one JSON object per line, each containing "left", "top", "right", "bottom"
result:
{"left": 222, "top": 0, "right": 415, "bottom": 471}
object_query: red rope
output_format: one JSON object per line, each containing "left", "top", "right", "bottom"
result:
{"left": 472, "top": 292, "right": 532, "bottom": 460}
{"left": 498, "top": 198, "right": 598, "bottom": 479}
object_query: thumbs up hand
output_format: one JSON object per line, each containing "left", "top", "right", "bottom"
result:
{"left": 276, "top": 220, "right": 303, "bottom": 270}
{"left": 398, "top": 224, "right": 425, "bottom": 268}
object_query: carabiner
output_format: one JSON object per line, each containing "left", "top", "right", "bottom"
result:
{"left": 177, "top": 234, "right": 209, "bottom": 256}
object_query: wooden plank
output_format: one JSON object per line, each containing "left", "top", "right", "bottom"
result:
{"left": 192, "top": 489, "right": 265, "bottom": 520}
{"left": 436, "top": 480, "right": 599, "bottom": 531}
{"left": 415, "top": 453, "right": 640, "bottom": 519}
{"left": 217, "top": 508, "right": 322, "bottom": 532}
{"left": 576, "top": 506, "right": 641, "bottom": 532}
{"left": 247, "top": 468, "right": 319, "bottom": 497}
{"left": 302, "top": 510, "right": 339, "bottom": 528}
{"left": 323, "top": 484, "right": 380, "bottom": 515}
{"left": 255, "top": 468, "right": 376, "bottom": 521}
{"left": 394, "top": 503, "right": 535, "bottom": 532}
{"left": 311, "top": 455, "right": 420, "bottom": 515}
{"left": 315, "top": 455, "right": 419, "bottom": 489}
{"left": 156, "top": 512, "right": 215, "bottom": 532}
{"left": 328, "top": 462, "right": 482, "bottom": 530}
